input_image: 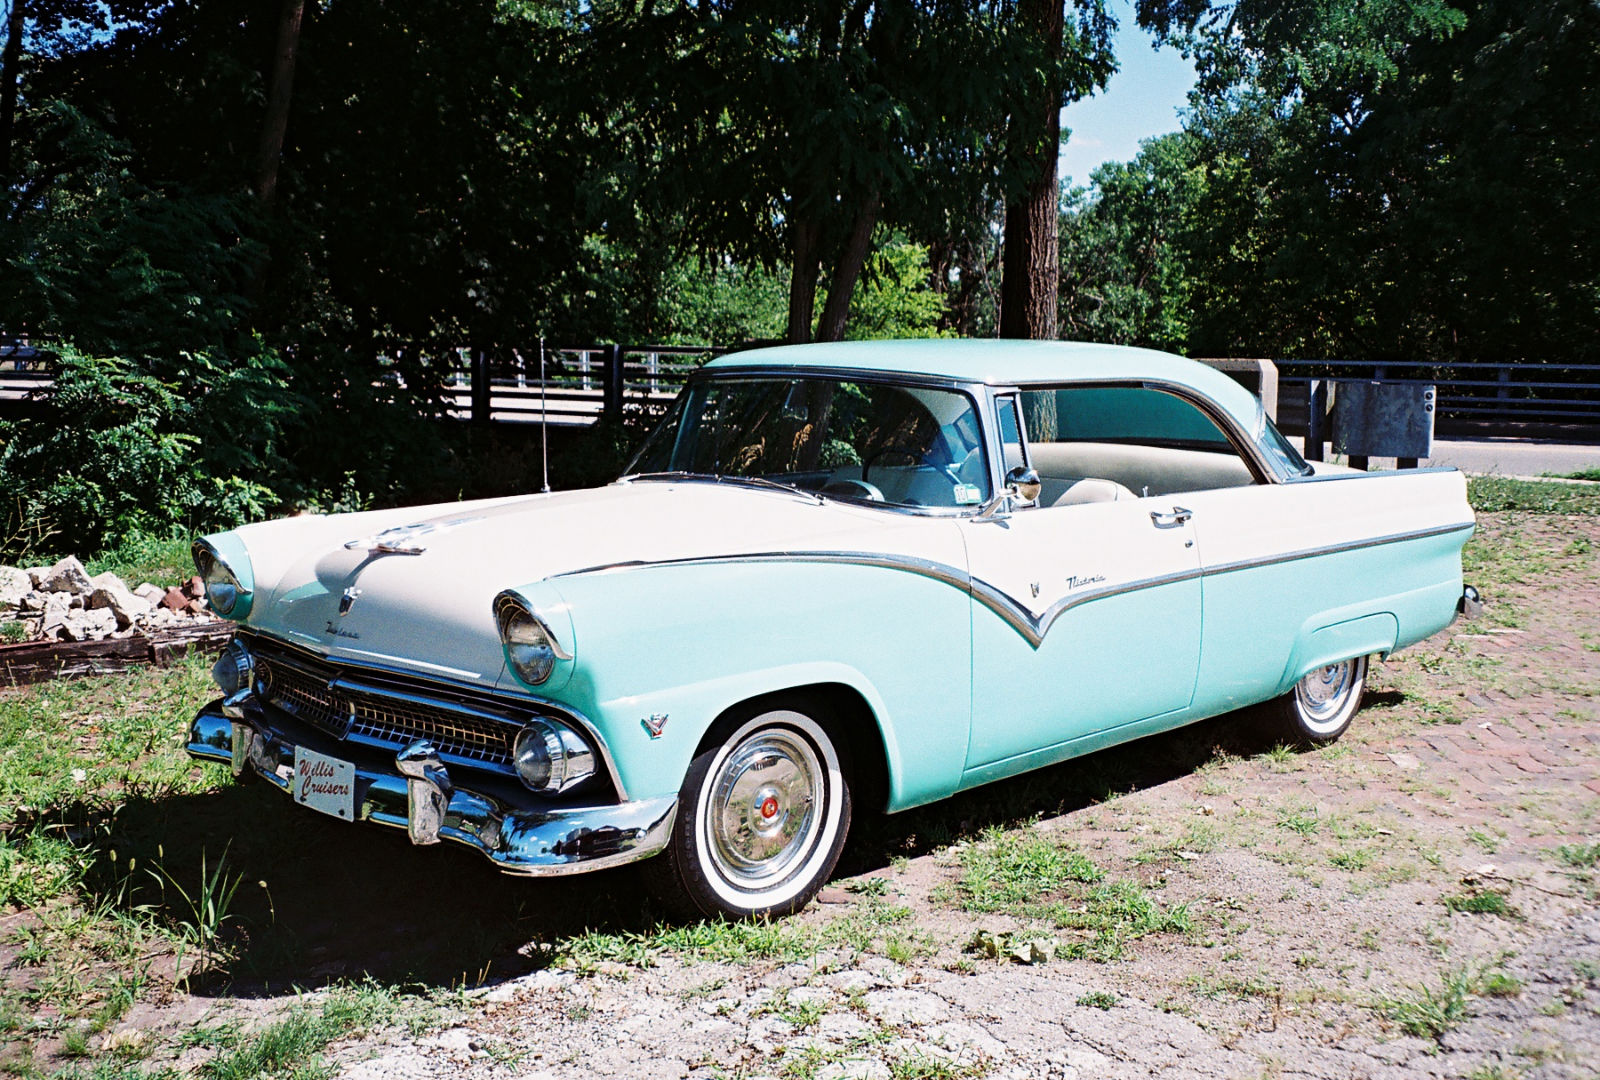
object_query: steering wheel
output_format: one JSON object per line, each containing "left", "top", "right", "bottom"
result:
{"left": 862, "top": 445, "right": 924, "bottom": 483}
{"left": 822, "top": 478, "right": 886, "bottom": 502}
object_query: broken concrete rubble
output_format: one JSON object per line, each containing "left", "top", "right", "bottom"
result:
{"left": 0, "top": 560, "right": 218, "bottom": 644}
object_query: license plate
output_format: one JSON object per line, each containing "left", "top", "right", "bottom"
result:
{"left": 292, "top": 747, "right": 357, "bottom": 822}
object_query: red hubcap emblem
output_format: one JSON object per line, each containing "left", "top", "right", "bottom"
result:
{"left": 760, "top": 796, "right": 779, "bottom": 819}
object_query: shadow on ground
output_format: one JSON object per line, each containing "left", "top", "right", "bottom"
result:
{"left": 55, "top": 703, "right": 1299, "bottom": 996}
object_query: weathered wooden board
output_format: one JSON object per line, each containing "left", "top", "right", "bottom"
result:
{"left": 0, "top": 623, "right": 233, "bottom": 687}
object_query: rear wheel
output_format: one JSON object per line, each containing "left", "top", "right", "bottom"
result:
{"left": 1263, "top": 655, "right": 1369, "bottom": 745}
{"left": 645, "top": 703, "right": 852, "bottom": 919}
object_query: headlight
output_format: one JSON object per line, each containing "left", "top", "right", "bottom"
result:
{"left": 513, "top": 718, "right": 596, "bottom": 794}
{"left": 210, "top": 639, "right": 255, "bottom": 697}
{"left": 496, "top": 596, "right": 572, "bottom": 687}
{"left": 192, "top": 539, "right": 254, "bottom": 619}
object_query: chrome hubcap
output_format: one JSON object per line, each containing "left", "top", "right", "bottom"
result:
{"left": 1295, "top": 656, "right": 1365, "bottom": 731}
{"left": 708, "top": 730, "right": 821, "bottom": 887}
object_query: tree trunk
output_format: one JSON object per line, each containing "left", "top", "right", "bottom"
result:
{"left": 999, "top": 0, "right": 1064, "bottom": 341}
{"left": 0, "top": 0, "right": 25, "bottom": 182}
{"left": 254, "top": 0, "right": 306, "bottom": 207}
{"left": 814, "top": 191, "right": 881, "bottom": 343}
{"left": 786, "top": 219, "right": 821, "bottom": 344}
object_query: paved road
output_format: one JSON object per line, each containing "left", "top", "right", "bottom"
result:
{"left": 1422, "top": 436, "right": 1600, "bottom": 477}
{"left": 1287, "top": 435, "right": 1600, "bottom": 478}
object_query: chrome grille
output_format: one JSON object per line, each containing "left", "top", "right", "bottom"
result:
{"left": 249, "top": 644, "right": 520, "bottom": 771}
{"left": 347, "top": 697, "right": 513, "bottom": 765}
{"left": 257, "top": 660, "right": 349, "bottom": 737}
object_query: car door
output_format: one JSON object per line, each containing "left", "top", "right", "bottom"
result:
{"left": 960, "top": 394, "right": 1202, "bottom": 774}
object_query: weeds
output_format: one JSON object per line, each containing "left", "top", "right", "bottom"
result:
{"left": 1442, "top": 890, "right": 1520, "bottom": 920}
{"left": 1376, "top": 964, "right": 1517, "bottom": 1040}
{"left": 1555, "top": 842, "right": 1600, "bottom": 868}
{"left": 954, "top": 828, "right": 1102, "bottom": 912}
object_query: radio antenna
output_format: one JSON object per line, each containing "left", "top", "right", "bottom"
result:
{"left": 540, "top": 337, "right": 551, "bottom": 493}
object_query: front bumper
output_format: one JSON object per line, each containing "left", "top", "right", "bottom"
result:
{"left": 187, "top": 699, "right": 676, "bottom": 877}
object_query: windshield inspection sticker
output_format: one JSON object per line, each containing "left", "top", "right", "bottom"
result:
{"left": 954, "top": 484, "right": 982, "bottom": 505}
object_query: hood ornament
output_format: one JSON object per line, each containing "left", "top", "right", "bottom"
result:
{"left": 344, "top": 517, "right": 480, "bottom": 557}
{"left": 339, "top": 587, "right": 362, "bottom": 616}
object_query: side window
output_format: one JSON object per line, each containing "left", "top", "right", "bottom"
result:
{"left": 1020, "top": 386, "right": 1257, "bottom": 505}
{"left": 996, "top": 395, "right": 1028, "bottom": 473}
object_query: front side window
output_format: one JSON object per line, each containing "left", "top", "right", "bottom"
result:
{"left": 627, "top": 376, "right": 991, "bottom": 509}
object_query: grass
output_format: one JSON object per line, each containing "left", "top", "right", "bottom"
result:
{"left": 1376, "top": 964, "right": 1519, "bottom": 1040}
{"left": 197, "top": 982, "right": 427, "bottom": 1080}
{"left": 1075, "top": 991, "right": 1117, "bottom": 1010}
{"left": 1555, "top": 842, "right": 1600, "bottom": 868}
{"left": 953, "top": 828, "right": 1102, "bottom": 911}
{"left": 1442, "top": 890, "right": 1520, "bottom": 919}
{"left": 1544, "top": 467, "right": 1600, "bottom": 483}
{"left": 557, "top": 895, "right": 923, "bottom": 971}
{"left": 83, "top": 533, "right": 196, "bottom": 589}
{"left": 1468, "top": 476, "right": 1600, "bottom": 514}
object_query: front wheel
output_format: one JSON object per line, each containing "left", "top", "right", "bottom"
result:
{"left": 644, "top": 705, "right": 852, "bottom": 919}
{"left": 1262, "top": 655, "right": 1369, "bottom": 745}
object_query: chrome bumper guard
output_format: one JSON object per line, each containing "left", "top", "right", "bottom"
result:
{"left": 188, "top": 700, "right": 676, "bottom": 877}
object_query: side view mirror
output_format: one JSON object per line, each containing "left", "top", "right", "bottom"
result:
{"left": 1006, "top": 465, "right": 1042, "bottom": 505}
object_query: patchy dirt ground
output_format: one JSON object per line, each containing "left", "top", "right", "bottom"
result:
{"left": 308, "top": 514, "right": 1600, "bottom": 1080}
{"left": 5, "top": 511, "right": 1598, "bottom": 1080}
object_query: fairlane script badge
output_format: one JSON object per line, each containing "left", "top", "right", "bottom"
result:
{"left": 293, "top": 747, "right": 356, "bottom": 821}
{"left": 323, "top": 621, "right": 360, "bottom": 639}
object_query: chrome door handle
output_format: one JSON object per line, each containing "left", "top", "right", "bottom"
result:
{"left": 1150, "top": 506, "right": 1193, "bottom": 528}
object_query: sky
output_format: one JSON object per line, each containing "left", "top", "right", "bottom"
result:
{"left": 1058, "top": 0, "right": 1199, "bottom": 190}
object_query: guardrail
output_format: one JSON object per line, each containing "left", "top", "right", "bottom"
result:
{"left": 1274, "top": 359, "right": 1600, "bottom": 437}
{"left": 439, "top": 344, "right": 711, "bottom": 426}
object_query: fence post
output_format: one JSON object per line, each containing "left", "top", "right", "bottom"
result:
{"left": 603, "top": 343, "right": 625, "bottom": 420}
{"left": 1304, "top": 379, "right": 1328, "bottom": 462}
{"left": 470, "top": 347, "right": 491, "bottom": 426}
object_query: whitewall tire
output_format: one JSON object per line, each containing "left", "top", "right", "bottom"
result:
{"left": 645, "top": 705, "right": 852, "bottom": 919}
{"left": 1265, "top": 655, "right": 1369, "bottom": 745}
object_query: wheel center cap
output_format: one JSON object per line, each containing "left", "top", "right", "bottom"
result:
{"left": 759, "top": 795, "right": 780, "bottom": 820}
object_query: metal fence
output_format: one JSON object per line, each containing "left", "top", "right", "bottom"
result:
{"left": 440, "top": 344, "right": 711, "bottom": 426}
{"left": 8, "top": 340, "right": 1599, "bottom": 436}
{"left": 1274, "top": 359, "right": 1600, "bottom": 436}
{"left": 0, "top": 337, "right": 52, "bottom": 408}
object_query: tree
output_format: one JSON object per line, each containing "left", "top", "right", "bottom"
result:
{"left": 1059, "top": 131, "right": 1200, "bottom": 349}
{"left": 998, "top": 0, "right": 1114, "bottom": 341}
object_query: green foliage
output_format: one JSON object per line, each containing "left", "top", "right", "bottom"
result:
{"left": 0, "top": 348, "right": 277, "bottom": 561}
{"left": 1110, "top": 0, "right": 1600, "bottom": 366}
{"left": 847, "top": 237, "right": 952, "bottom": 341}
{"left": 1059, "top": 132, "right": 1200, "bottom": 351}
{"left": 85, "top": 532, "right": 197, "bottom": 589}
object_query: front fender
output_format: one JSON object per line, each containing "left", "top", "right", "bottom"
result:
{"left": 522, "top": 558, "right": 974, "bottom": 812}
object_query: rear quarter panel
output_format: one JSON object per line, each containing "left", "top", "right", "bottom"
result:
{"left": 1184, "top": 468, "right": 1474, "bottom": 719}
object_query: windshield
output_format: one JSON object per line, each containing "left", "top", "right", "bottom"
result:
{"left": 625, "top": 376, "right": 992, "bottom": 509}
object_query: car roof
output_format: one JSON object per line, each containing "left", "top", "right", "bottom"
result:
{"left": 705, "top": 339, "right": 1265, "bottom": 424}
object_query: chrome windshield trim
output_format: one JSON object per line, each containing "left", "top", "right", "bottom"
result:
{"left": 235, "top": 629, "right": 629, "bottom": 801}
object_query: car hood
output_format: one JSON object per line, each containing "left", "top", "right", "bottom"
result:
{"left": 229, "top": 481, "right": 936, "bottom": 688}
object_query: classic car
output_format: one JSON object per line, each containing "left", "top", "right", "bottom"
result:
{"left": 186, "top": 340, "right": 1478, "bottom": 918}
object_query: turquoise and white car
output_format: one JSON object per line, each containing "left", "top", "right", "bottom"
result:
{"left": 186, "top": 340, "right": 1477, "bottom": 918}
